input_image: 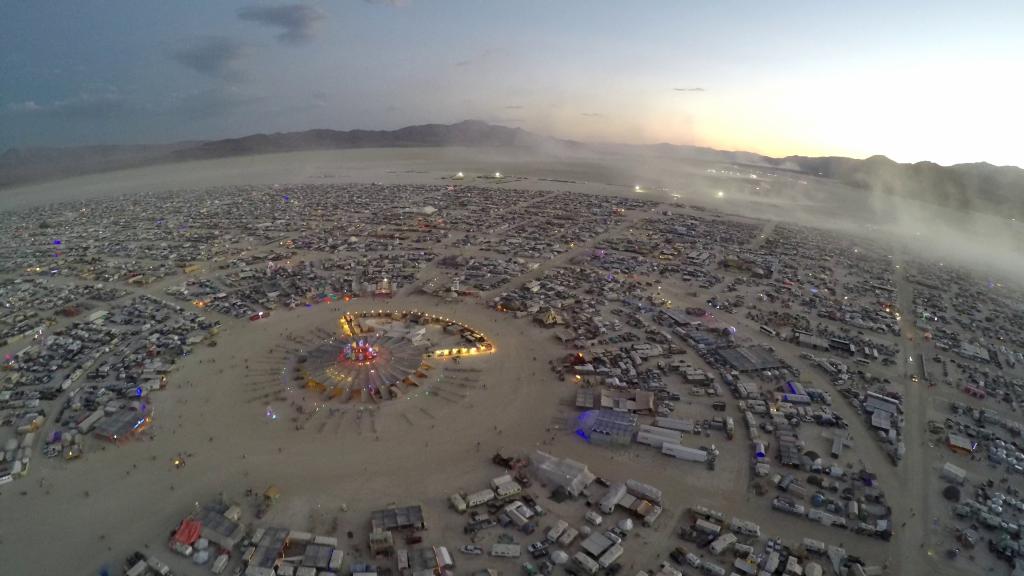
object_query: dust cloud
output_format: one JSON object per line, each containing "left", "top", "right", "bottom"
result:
{"left": 3, "top": 145, "right": 1021, "bottom": 283}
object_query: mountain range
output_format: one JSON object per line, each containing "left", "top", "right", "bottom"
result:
{"left": 1, "top": 120, "right": 1021, "bottom": 218}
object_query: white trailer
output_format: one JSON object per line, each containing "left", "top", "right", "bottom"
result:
{"left": 77, "top": 408, "right": 104, "bottom": 433}
{"left": 941, "top": 462, "right": 967, "bottom": 485}
{"left": 558, "top": 527, "right": 579, "bottom": 546}
{"left": 654, "top": 417, "right": 697, "bottom": 434}
{"left": 709, "top": 533, "right": 737, "bottom": 555}
{"left": 573, "top": 552, "right": 600, "bottom": 575}
{"left": 801, "top": 538, "right": 825, "bottom": 555}
{"left": 638, "top": 425, "right": 681, "bottom": 442}
{"left": 598, "top": 544, "right": 623, "bottom": 568}
{"left": 146, "top": 556, "right": 171, "bottom": 575}
{"left": 329, "top": 549, "right": 345, "bottom": 570}
{"left": 728, "top": 518, "right": 760, "bottom": 538}
{"left": 211, "top": 554, "right": 229, "bottom": 574}
{"left": 496, "top": 481, "right": 522, "bottom": 499}
{"left": 636, "top": 430, "right": 677, "bottom": 449}
{"left": 466, "top": 489, "right": 495, "bottom": 508}
{"left": 599, "top": 483, "right": 628, "bottom": 514}
{"left": 661, "top": 443, "right": 708, "bottom": 462}
{"left": 807, "top": 509, "right": 846, "bottom": 528}
{"left": 491, "top": 474, "right": 515, "bottom": 489}
{"left": 126, "top": 560, "right": 148, "bottom": 576}
{"left": 694, "top": 519, "right": 722, "bottom": 535}
{"left": 450, "top": 493, "right": 467, "bottom": 513}
{"left": 626, "top": 479, "right": 663, "bottom": 504}
{"left": 491, "top": 544, "right": 522, "bottom": 558}
{"left": 547, "top": 520, "right": 569, "bottom": 542}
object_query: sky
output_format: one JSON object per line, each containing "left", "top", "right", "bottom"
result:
{"left": 2, "top": 0, "right": 1023, "bottom": 166}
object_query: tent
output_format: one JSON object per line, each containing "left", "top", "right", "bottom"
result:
{"left": 173, "top": 519, "right": 202, "bottom": 546}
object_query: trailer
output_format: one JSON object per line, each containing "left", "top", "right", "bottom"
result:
{"left": 466, "top": 489, "right": 496, "bottom": 508}
{"left": 598, "top": 544, "right": 623, "bottom": 568}
{"left": 694, "top": 519, "right": 722, "bottom": 536}
{"left": 126, "top": 560, "right": 148, "bottom": 576}
{"left": 599, "top": 483, "right": 627, "bottom": 514}
{"left": 637, "top": 430, "right": 679, "bottom": 449}
{"left": 709, "top": 533, "right": 737, "bottom": 555}
{"left": 691, "top": 506, "right": 726, "bottom": 524}
{"left": 661, "top": 443, "right": 708, "bottom": 463}
{"left": 450, "top": 493, "right": 468, "bottom": 513}
{"left": 802, "top": 538, "right": 826, "bottom": 555}
{"left": 572, "top": 552, "right": 600, "bottom": 575}
{"left": 626, "top": 479, "right": 663, "bottom": 504}
{"left": 547, "top": 520, "right": 569, "bottom": 543}
{"left": 558, "top": 527, "right": 579, "bottom": 547}
{"left": 941, "top": 462, "right": 967, "bottom": 485}
{"left": 490, "top": 544, "right": 522, "bottom": 558}
{"left": 728, "top": 518, "right": 760, "bottom": 538}
{"left": 211, "top": 553, "right": 230, "bottom": 574}
{"left": 654, "top": 417, "right": 697, "bottom": 434}
{"left": 329, "top": 549, "right": 345, "bottom": 571}
{"left": 495, "top": 481, "right": 522, "bottom": 499}
{"left": 77, "top": 408, "right": 104, "bottom": 433}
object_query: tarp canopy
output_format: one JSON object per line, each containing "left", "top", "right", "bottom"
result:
{"left": 173, "top": 519, "right": 202, "bottom": 545}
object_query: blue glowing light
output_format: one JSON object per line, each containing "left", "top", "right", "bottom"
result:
{"left": 53, "top": 239, "right": 61, "bottom": 245}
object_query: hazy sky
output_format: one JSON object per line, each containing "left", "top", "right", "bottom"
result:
{"left": 2, "top": 1, "right": 1023, "bottom": 166}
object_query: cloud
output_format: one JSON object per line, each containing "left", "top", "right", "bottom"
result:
{"left": 173, "top": 37, "right": 247, "bottom": 80}
{"left": 505, "top": 105, "right": 524, "bottom": 110}
{"left": 3, "top": 91, "right": 128, "bottom": 119}
{"left": 580, "top": 112, "right": 605, "bottom": 118}
{"left": 365, "top": 0, "right": 409, "bottom": 6}
{"left": 455, "top": 60, "right": 472, "bottom": 67}
{"left": 238, "top": 4, "right": 327, "bottom": 44}
{"left": 673, "top": 87, "right": 706, "bottom": 92}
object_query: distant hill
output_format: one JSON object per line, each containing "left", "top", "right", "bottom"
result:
{"left": 170, "top": 120, "right": 542, "bottom": 161}
{"left": 1, "top": 120, "right": 1021, "bottom": 218}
